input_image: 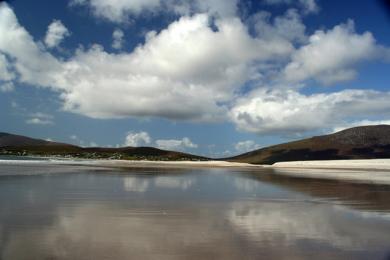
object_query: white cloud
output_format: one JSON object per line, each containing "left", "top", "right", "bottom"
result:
{"left": 70, "top": 0, "right": 238, "bottom": 23}
{"left": 251, "top": 9, "right": 307, "bottom": 44}
{"left": 56, "top": 15, "right": 290, "bottom": 121}
{"left": 264, "top": 0, "right": 318, "bottom": 14}
{"left": 44, "top": 20, "right": 70, "bottom": 48}
{"left": 0, "top": 53, "right": 14, "bottom": 81}
{"left": 234, "top": 140, "right": 261, "bottom": 153}
{"left": 156, "top": 137, "right": 197, "bottom": 151}
{"left": 70, "top": 0, "right": 161, "bottom": 23}
{"left": 1, "top": 2, "right": 390, "bottom": 138}
{"left": 89, "top": 141, "right": 98, "bottom": 147}
{"left": 124, "top": 131, "right": 151, "bottom": 147}
{"left": 299, "top": 0, "right": 318, "bottom": 13}
{"left": 70, "top": 135, "right": 78, "bottom": 140}
{"left": 0, "top": 5, "right": 291, "bottom": 121}
{"left": 0, "top": 4, "right": 61, "bottom": 86}
{"left": 69, "top": 135, "right": 97, "bottom": 147}
{"left": 230, "top": 89, "right": 390, "bottom": 135}
{"left": 112, "top": 28, "right": 124, "bottom": 49}
{"left": 332, "top": 120, "right": 390, "bottom": 133}
{"left": 284, "top": 20, "right": 378, "bottom": 85}
{"left": 26, "top": 113, "right": 54, "bottom": 125}
{"left": 25, "top": 118, "right": 53, "bottom": 125}
{"left": 0, "top": 82, "right": 14, "bottom": 92}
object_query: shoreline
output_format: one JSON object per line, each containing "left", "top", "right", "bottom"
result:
{"left": 270, "top": 159, "right": 390, "bottom": 171}
{"left": 2, "top": 158, "right": 390, "bottom": 184}
{"left": 268, "top": 159, "right": 390, "bottom": 185}
{"left": 0, "top": 158, "right": 257, "bottom": 169}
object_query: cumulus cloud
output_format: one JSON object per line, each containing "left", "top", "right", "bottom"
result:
{"left": 68, "top": 135, "right": 98, "bottom": 147}
{"left": 44, "top": 20, "right": 70, "bottom": 48}
{"left": 124, "top": 131, "right": 152, "bottom": 147}
{"left": 59, "top": 15, "right": 290, "bottom": 120}
{"left": 0, "top": 3, "right": 292, "bottom": 121}
{"left": 156, "top": 137, "right": 197, "bottom": 151}
{"left": 234, "top": 140, "right": 261, "bottom": 153}
{"left": 251, "top": 9, "right": 307, "bottom": 44}
{"left": 0, "top": 53, "right": 14, "bottom": 81}
{"left": 284, "top": 20, "right": 378, "bottom": 85}
{"left": 70, "top": 0, "right": 161, "bottom": 23}
{"left": 70, "top": 0, "right": 238, "bottom": 23}
{"left": 112, "top": 28, "right": 124, "bottom": 49}
{"left": 1, "top": 2, "right": 390, "bottom": 138}
{"left": 230, "top": 89, "right": 390, "bottom": 135}
{"left": 123, "top": 131, "right": 197, "bottom": 151}
{"left": 26, "top": 112, "right": 54, "bottom": 125}
{"left": 264, "top": 0, "right": 318, "bottom": 14}
{"left": 0, "top": 4, "right": 61, "bottom": 86}
{"left": 0, "top": 82, "right": 14, "bottom": 92}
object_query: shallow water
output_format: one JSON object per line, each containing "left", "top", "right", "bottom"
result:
{"left": 0, "top": 163, "right": 390, "bottom": 260}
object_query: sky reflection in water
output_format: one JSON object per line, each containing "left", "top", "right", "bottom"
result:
{"left": 0, "top": 164, "right": 390, "bottom": 260}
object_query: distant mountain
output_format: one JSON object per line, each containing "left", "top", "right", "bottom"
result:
{"left": 0, "top": 132, "right": 76, "bottom": 148}
{"left": 0, "top": 132, "right": 207, "bottom": 161}
{"left": 229, "top": 125, "right": 390, "bottom": 165}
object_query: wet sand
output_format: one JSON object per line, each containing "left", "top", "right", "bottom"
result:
{"left": 0, "top": 159, "right": 256, "bottom": 169}
{"left": 1, "top": 164, "right": 390, "bottom": 259}
{"left": 1, "top": 158, "right": 390, "bottom": 184}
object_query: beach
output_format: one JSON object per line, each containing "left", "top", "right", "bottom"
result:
{"left": 269, "top": 159, "right": 390, "bottom": 185}
{"left": 2, "top": 158, "right": 390, "bottom": 184}
{"left": 0, "top": 158, "right": 256, "bottom": 169}
{"left": 272, "top": 159, "right": 390, "bottom": 171}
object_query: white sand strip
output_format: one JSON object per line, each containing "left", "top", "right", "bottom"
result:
{"left": 268, "top": 159, "right": 390, "bottom": 185}
{"left": 271, "top": 159, "right": 390, "bottom": 171}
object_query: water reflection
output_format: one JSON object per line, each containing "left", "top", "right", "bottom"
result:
{"left": 123, "top": 176, "right": 196, "bottom": 193}
{"left": 123, "top": 177, "right": 150, "bottom": 192}
{"left": 228, "top": 201, "right": 390, "bottom": 249}
{"left": 0, "top": 165, "right": 390, "bottom": 259}
{"left": 243, "top": 170, "right": 390, "bottom": 212}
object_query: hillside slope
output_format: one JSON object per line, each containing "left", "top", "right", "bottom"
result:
{"left": 229, "top": 125, "right": 390, "bottom": 165}
{"left": 0, "top": 132, "right": 207, "bottom": 161}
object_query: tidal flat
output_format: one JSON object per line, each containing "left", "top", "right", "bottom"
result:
{"left": 0, "top": 162, "right": 390, "bottom": 260}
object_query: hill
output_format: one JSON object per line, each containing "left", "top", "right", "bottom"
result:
{"left": 0, "top": 132, "right": 207, "bottom": 161}
{"left": 229, "top": 125, "right": 390, "bottom": 165}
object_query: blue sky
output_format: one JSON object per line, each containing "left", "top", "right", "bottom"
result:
{"left": 0, "top": 0, "right": 389, "bottom": 157}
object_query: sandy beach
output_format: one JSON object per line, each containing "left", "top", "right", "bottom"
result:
{"left": 2, "top": 158, "right": 390, "bottom": 184}
{"left": 271, "top": 159, "right": 390, "bottom": 171}
{"left": 269, "top": 159, "right": 390, "bottom": 185}
{"left": 0, "top": 158, "right": 256, "bottom": 169}
{"left": 91, "top": 160, "right": 257, "bottom": 169}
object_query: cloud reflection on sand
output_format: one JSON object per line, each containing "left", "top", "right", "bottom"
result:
{"left": 1, "top": 204, "right": 243, "bottom": 260}
{"left": 123, "top": 176, "right": 196, "bottom": 192}
{"left": 227, "top": 201, "right": 390, "bottom": 250}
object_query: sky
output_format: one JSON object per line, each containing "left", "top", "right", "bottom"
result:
{"left": 0, "top": 0, "right": 390, "bottom": 157}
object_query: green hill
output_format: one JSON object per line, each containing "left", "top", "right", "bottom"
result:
{"left": 0, "top": 132, "right": 208, "bottom": 161}
{"left": 229, "top": 125, "right": 390, "bottom": 165}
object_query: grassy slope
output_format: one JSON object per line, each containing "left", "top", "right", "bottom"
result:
{"left": 229, "top": 125, "right": 390, "bottom": 164}
{"left": 0, "top": 133, "right": 208, "bottom": 161}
